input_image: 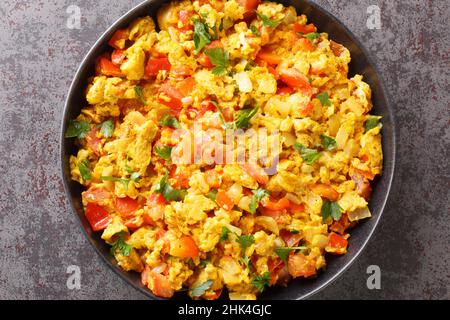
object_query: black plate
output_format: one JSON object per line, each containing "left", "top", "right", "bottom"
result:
{"left": 60, "top": 0, "right": 396, "bottom": 300}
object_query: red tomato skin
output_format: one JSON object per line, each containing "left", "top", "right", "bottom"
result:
{"left": 158, "top": 84, "right": 184, "bottom": 110}
{"left": 111, "top": 49, "right": 126, "bottom": 65}
{"left": 145, "top": 57, "right": 171, "bottom": 77}
{"left": 108, "top": 29, "right": 128, "bottom": 49}
{"left": 115, "top": 196, "right": 140, "bottom": 217}
{"left": 293, "top": 23, "right": 317, "bottom": 34}
{"left": 85, "top": 203, "right": 112, "bottom": 231}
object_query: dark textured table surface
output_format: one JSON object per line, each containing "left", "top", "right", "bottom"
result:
{"left": 0, "top": 0, "right": 448, "bottom": 300}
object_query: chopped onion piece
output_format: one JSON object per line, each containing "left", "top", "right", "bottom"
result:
{"left": 255, "top": 216, "right": 279, "bottom": 235}
{"left": 348, "top": 206, "right": 372, "bottom": 222}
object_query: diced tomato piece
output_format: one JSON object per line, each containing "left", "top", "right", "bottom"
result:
{"left": 216, "top": 190, "right": 234, "bottom": 211}
{"left": 261, "top": 197, "right": 290, "bottom": 211}
{"left": 115, "top": 196, "right": 140, "bottom": 217}
{"left": 158, "top": 83, "right": 184, "bottom": 110}
{"left": 280, "top": 68, "right": 312, "bottom": 97}
{"left": 241, "top": 163, "right": 269, "bottom": 185}
{"left": 170, "top": 167, "right": 190, "bottom": 189}
{"left": 82, "top": 187, "right": 111, "bottom": 204}
{"left": 221, "top": 107, "right": 235, "bottom": 122}
{"left": 205, "top": 289, "right": 222, "bottom": 300}
{"left": 288, "top": 202, "right": 305, "bottom": 214}
{"left": 178, "top": 10, "right": 194, "bottom": 31}
{"left": 280, "top": 229, "right": 303, "bottom": 247}
{"left": 145, "top": 57, "right": 171, "bottom": 77}
{"left": 309, "top": 184, "right": 340, "bottom": 201}
{"left": 295, "top": 37, "right": 315, "bottom": 52}
{"left": 268, "top": 257, "right": 285, "bottom": 285}
{"left": 330, "top": 214, "right": 350, "bottom": 235}
{"left": 146, "top": 270, "right": 174, "bottom": 298}
{"left": 256, "top": 49, "right": 282, "bottom": 65}
{"left": 354, "top": 167, "right": 376, "bottom": 180}
{"left": 108, "top": 29, "right": 128, "bottom": 50}
{"left": 301, "top": 102, "right": 314, "bottom": 116}
{"left": 198, "top": 53, "right": 214, "bottom": 68}
{"left": 85, "top": 203, "right": 112, "bottom": 231}
{"left": 260, "top": 207, "right": 287, "bottom": 224}
{"left": 205, "top": 169, "right": 221, "bottom": 188}
{"left": 148, "top": 193, "right": 166, "bottom": 206}
{"left": 177, "top": 77, "right": 196, "bottom": 97}
{"left": 328, "top": 232, "right": 348, "bottom": 254}
{"left": 277, "top": 86, "right": 295, "bottom": 95}
{"left": 111, "top": 49, "right": 126, "bottom": 65}
{"left": 288, "top": 253, "right": 316, "bottom": 278}
{"left": 170, "top": 236, "right": 199, "bottom": 259}
{"left": 238, "top": 0, "right": 260, "bottom": 10}
{"left": 293, "top": 23, "right": 317, "bottom": 34}
{"left": 171, "top": 65, "right": 195, "bottom": 78}
{"left": 85, "top": 128, "right": 102, "bottom": 156}
{"left": 97, "top": 57, "right": 124, "bottom": 77}
{"left": 124, "top": 215, "right": 144, "bottom": 230}
{"left": 267, "top": 66, "right": 279, "bottom": 79}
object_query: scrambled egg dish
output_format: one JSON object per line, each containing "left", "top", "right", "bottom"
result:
{"left": 66, "top": 0, "right": 383, "bottom": 300}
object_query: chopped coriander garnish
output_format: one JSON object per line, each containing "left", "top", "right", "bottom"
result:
{"left": 65, "top": 120, "right": 90, "bottom": 139}
{"left": 155, "top": 145, "right": 172, "bottom": 161}
{"left": 77, "top": 160, "right": 91, "bottom": 181}
{"left": 220, "top": 226, "right": 230, "bottom": 241}
{"left": 305, "top": 32, "right": 321, "bottom": 41}
{"left": 236, "top": 234, "right": 255, "bottom": 254}
{"left": 110, "top": 232, "right": 132, "bottom": 256}
{"left": 240, "top": 255, "right": 252, "bottom": 269}
{"left": 191, "top": 280, "right": 213, "bottom": 297}
{"left": 294, "top": 143, "right": 322, "bottom": 165}
{"left": 99, "top": 119, "right": 114, "bottom": 138}
{"left": 275, "top": 247, "right": 307, "bottom": 263}
{"left": 321, "top": 200, "right": 343, "bottom": 221}
{"left": 250, "top": 25, "right": 260, "bottom": 36}
{"left": 159, "top": 114, "right": 181, "bottom": 129}
{"left": 193, "top": 19, "right": 212, "bottom": 53}
{"left": 134, "top": 86, "right": 146, "bottom": 105}
{"left": 316, "top": 92, "right": 331, "bottom": 106}
{"left": 234, "top": 107, "right": 259, "bottom": 129}
{"left": 249, "top": 188, "right": 269, "bottom": 214}
{"left": 320, "top": 135, "right": 337, "bottom": 151}
{"left": 207, "top": 189, "right": 218, "bottom": 202}
{"left": 365, "top": 115, "right": 382, "bottom": 133}
{"left": 252, "top": 272, "right": 270, "bottom": 292}
{"left": 204, "top": 48, "right": 229, "bottom": 76}
{"left": 290, "top": 229, "right": 300, "bottom": 234}
{"left": 101, "top": 173, "right": 140, "bottom": 189}
{"left": 256, "top": 12, "right": 281, "bottom": 28}
{"left": 154, "top": 174, "right": 187, "bottom": 202}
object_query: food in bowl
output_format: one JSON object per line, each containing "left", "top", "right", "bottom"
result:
{"left": 65, "top": 0, "right": 383, "bottom": 300}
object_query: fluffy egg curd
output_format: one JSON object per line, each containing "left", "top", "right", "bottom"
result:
{"left": 66, "top": 0, "right": 383, "bottom": 300}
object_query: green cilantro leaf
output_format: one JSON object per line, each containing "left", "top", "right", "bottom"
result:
{"left": 236, "top": 234, "right": 255, "bottom": 253}
{"left": 220, "top": 226, "right": 230, "bottom": 241}
{"left": 206, "top": 189, "right": 218, "bottom": 202}
{"left": 252, "top": 272, "right": 270, "bottom": 292}
{"left": 204, "top": 48, "right": 229, "bottom": 76}
{"left": 305, "top": 32, "right": 321, "bottom": 41}
{"left": 155, "top": 174, "right": 187, "bottom": 202}
{"left": 191, "top": 280, "right": 213, "bottom": 297}
{"left": 110, "top": 232, "right": 132, "bottom": 256}
{"left": 193, "top": 19, "right": 212, "bottom": 53}
{"left": 155, "top": 145, "right": 173, "bottom": 161}
{"left": 249, "top": 188, "right": 269, "bottom": 214}
{"left": 290, "top": 229, "right": 300, "bottom": 234}
{"left": 321, "top": 200, "right": 343, "bottom": 221}
{"left": 134, "top": 86, "right": 146, "bottom": 105}
{"left": 365, "top": 115, "right": 382, "bottom": 133}
{"left": 101, "top": 173, "right": 140, "bottom": 189}
{"left": 77, "top": 160, "right": 92, "bottom": 181}
{"left": 65, "top": 120, "right": 90, "bottom": 139}
{"left": 275, "top": 247, "right": 307, "bottom": 263}
{"left": 159, "top": 114, "right": 181, "bottom": 129}
{"left": 99, "top": 119, "right": 114, "bottom": 138}
{"left": 316, "top": 92, "right": 331, "bottom": 106}
{"left": 256, "top": 12, "right": 281, "bottom": 28}
{"left": 235, "top": 107, "right": 259, "bottom": 129}
{"left": 320, "top": 135, "right": 337, "bottom": 151}
{"left": 294, "top": 143, "right": 322, "bottom": 165}
{"left": 240, "top": 255, "right": 252, "bottom": 269}
{"left": 130, "top": 172, "right": 141, "bottom": 183}
{"left": 250, "top": 25, "right": 260, "bottom": 36}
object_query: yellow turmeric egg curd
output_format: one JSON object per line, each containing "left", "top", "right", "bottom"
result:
{"left": 66, "top": 0, "right": 383, "bottom": 300}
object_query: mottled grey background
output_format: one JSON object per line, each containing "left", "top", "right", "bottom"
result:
{"left": 0, "top": 0, "right": 448, "bottom": 300}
